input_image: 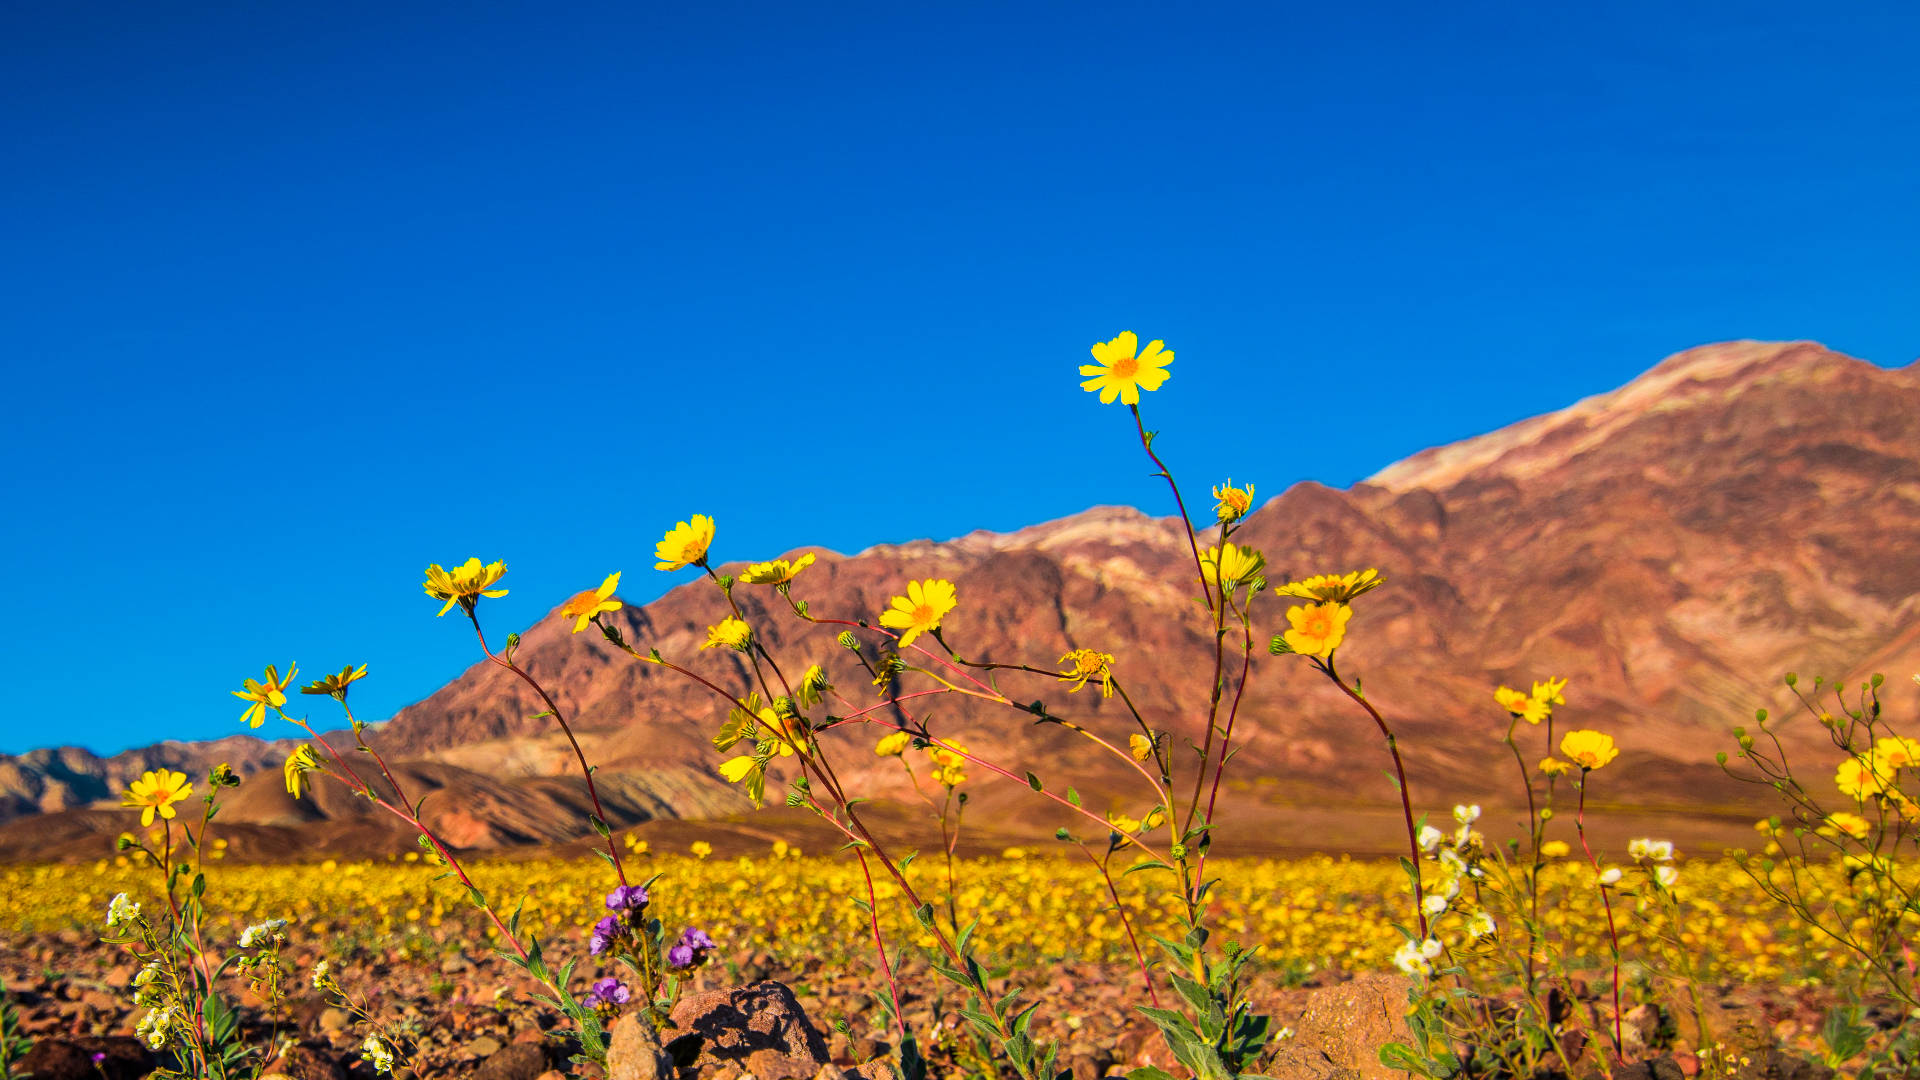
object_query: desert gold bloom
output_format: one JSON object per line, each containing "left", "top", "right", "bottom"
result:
{"left": 284, "top": 745, "right": 319, "bottom": 799}
{"left": 1282, "top": 602, "right": 1351, "bottom": 659}
{"left": 929, "top": 741, "right": 969, "bottom": 788}
{"left": 422, "top": 558, "right": 509, "bottom": 617}
{"left": 1836, "top": 754, "right": 1894, "bottom": 800}
{"left": 122, "top": 770, "right": 193, "bottom": 827}
{"left": 1080, "top": 331, "right": 1173, "bottom": 405}
{"left": 654, "top": 515, "right": 716, "bottom": 572}
{"left": 1539, "top": 757, "right": 1571, "bottom": 777}
{"left": 1873, "top": 736, "right": 1920, "bottom": 770}
{"left": 1531, "top": 677, "right": 1568, "bottom": 707}
{"left": 233, "top": 663, "right": 298, "bottom": 728}
{"left": 1539, "top": 840, "right": 1570, "bottom": 858}
{"left": 1494, "top": 685, "right": 1549, "bottom": 725}
{"left": 559, "top": 572, "right": 623, "bottom": 633}
{"left": 1820, "top": 812, "right": 1872, "bottom": 841}
{"left": 690, "top": 840, "right": 712, "bottom": 859}
{"left": 1107, "top": 811, "right": 1142, "bottom": 834}
{"left": 1559, "top": 730, "right": 1619, "bottom": 771}
{"left": 874, "top": 730, "right": 912, "bottom": 757}
{"left": 741, "top": 553, "right": 816, "bottom": 585}
{"left": 1200, "top": 543, "right": 1266, "bottom": 594}
{"left": 1057, "top": 648, "right": 1116, "bottom": 697}
{"left": 1276, "top": 569, "right": 1384, "bottom": 604}
{"left": 300, "top": 664, "right": 367, "bottom": 702}
{"left": 718, "top": 757, "right": 758, "bottom": 784}
{"left": 702, "top": 616, "right": 753, "bottom": 651}
{"left": 879, "top": 579, "right": 957, "bottom": 647}
{"left": 1212, "top": 479, "right": 1255, "bottom": 523}
{"left": 1129, "top": 733, "right": 1155, "bottom": 761}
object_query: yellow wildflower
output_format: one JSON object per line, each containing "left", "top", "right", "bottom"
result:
{"left": 1107, "top": 811, "right": 1142, "bottom": 834}
{"left": 741, "top": 553, "right": 816, "bottom": 585}
{"left": 1057, "top": 648, "right": 1116, "bottom": 697}
{"left": 300, "top": 664, "right": 367, "bottom": 701}
{"left": 928, "top": 741, "right": 969, "bottom": 788}
{"left": 874, "top": 730, "right": 913, "bottom": 757}
{"left": 1200, "top": 543, "right": 1266, "bottom": 594}
{"left": 654, "top": 515, "right": 715, "bottom": 572}
{"left": 121, "top": 770, "right": 193, "bottom": 828}
{"left": 1129, "top": 733, "right": 1155, "bottom": 761}
{"left": 1538, "top": 757, "right": 1571, "bottom": 777}
{"left": 422, "top": 558, "right": 509, "bottom": 617}
{"left": 718, "top": 757, "right": 758, "bottom": 784}
{"left": 558, "top": 572, "right": 622, "bottom": 633}
{"left": 690, "top": 840, "right": 712, "bottom": 859}
{"left": 1559, "top": 730, "right": 1619, "bottom": 771}
{"left": 284, "top": 745, "right": 319, "bottom": 799}
{"left": 878, "top": 579, "right": 957, "bottom": 647}
{"left": 1276, "top": 569, "right": 1383, "bottom": 604}
{"left": 1539, "top": 840, "right": 1570, "bottom": 858}
{"left": 1873, "top": 736, "right": 1920, "bottom": 770}
{"left": 233, "top": 663, "right": 297, "bottom": 728}
{"left": 1494, "top": 686, "right": 1549, "bottom": 725}
{"left": 1820, "top": 812, "right": 1872, "bottom": 841}
{"left": 702, "top": 616, "right": 753, "bottom": 651}
{"left": 1282, "top": 602, "right": 1351, "bottom": 659}
{"left": 1212, "top": 479, "right": 1255, "bottom": 523}
{"left": 1836, "top": 754, "right": 1893, "bottom": 800}
{"left": 1531, "top": 677, "right": 1568, "bottom": 707}
{"left": 1079, "top": 331, "right": 1172, "bottom": 405}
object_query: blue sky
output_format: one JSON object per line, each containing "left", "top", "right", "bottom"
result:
{"left": 2, "top": 2, "right": 1915, "bottom": 754}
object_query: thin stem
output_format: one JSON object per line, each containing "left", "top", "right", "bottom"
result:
{"left": 1319, "top": 658, "right": 1428, "bottom": 938}
{"left": 1574, "top": 778, "right": 1624, "bottom": 1061}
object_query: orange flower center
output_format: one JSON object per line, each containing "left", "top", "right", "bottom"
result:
{"left": 563, "top": 589, "right": 601, "bottom": 615}
{"left": 1110, "top": 356, "right": 1139, "bottom": 379}
{"left": 910, "top": 603, "right": 939, "bottom": 627}
{"left": 1302, "top": 610, "right": 1334, "bottom": 637}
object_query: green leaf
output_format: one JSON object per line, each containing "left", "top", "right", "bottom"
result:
{"left": 1379, "top": 1041, "right": 1438, "bottom": 1078}
{"left": 1066, "top": 787, "right": 1082, "bottom": 807}
{"left": 1026, "top": 772, "right": 1043, "bottom": 792}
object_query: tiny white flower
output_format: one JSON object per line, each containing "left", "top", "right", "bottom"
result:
{"left": 1392, "top": 940, "right": 1431, "bottom": 976}
{"left": 1419, "top": 938, "right": 1444, "bottom": 959}
{"left": 1422, "top": 893, "right": 1449, "bottom": 915}
{"left": 1452, "top": 803, "right": 1481, "bottom": 825}
{"left": 362, "top": 1034, "right": 396, "bottom": 1074}
{"left": 1417, "top": 825, "right": 1443, "bottom": 851}
{"left": 239, "top": 918, "right": 288, "bottom": 948}
{"left": 1598, "top": 867, "right": 1623, "bottom": 886}
{"left": 1655, "top": 865, "right": 1680, "bottom": 888}
{"left": 312, "top": 959, "right": 332, "bottom": 990}
{"left": 1646, "top": 840, "right": 1675, "bottom": 861}
{"left": 106, "top": 892, "right": 140, "bottom": 928}
{"left": 1467, "top": 911, "right": 1497, "bottom": 938}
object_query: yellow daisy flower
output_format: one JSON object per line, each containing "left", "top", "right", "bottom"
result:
{"left": 1200, "top": 542, "right": 1266, "bottom": 594}
{"left": 1211, "top": 479, "right": 1255, "bottom": 523}
{"left": 1282, "top": 602, "right": 1351, "bottom": 659}
{"left": 1538, "top": 757, "right": 1571, "bottom": 777}
{"left": 1129, "top": 733, "right": 1155, "bottom": 761}
{"left": 654, "top": 515, "right": 715, "bottom": 572}
{"left": 702, "top": 616, "right": 753, "bottom": 651}
{"left": 1539, "top": 840, "right": 1570, "bottom": 858}
{"left": 874, "top": 730, "right": 913, "bottom": 757}
{"left": 558, "top": 572, "right": 623, "bottom": 633}
{"left": 1275, "top": 569, "right": 1384, "bottom": 603}
{"left": 718, "top": 757, "right": 758, "bottom": 784}
{"left": 928, "top": 741, "right": 970, "bottom": 786}
{"left": 1820, "top": 811, "right": 1872, "bottom": 841}
{"left": 1057, "top": 648, "right": 1116, "bottom": 697}
{"left": 284, "top": 745, "right": 319, "bottom": 799}
{"left": 1873, "top": 736, "right": 1920, "bottom": 770}
{"left": 690, "top": 840, "right": 712, "bottom": 859}
{"left": 1531, "top": 677, "right": 1568, "bottom": 707}
{"left": 233, "top": 663, "right": 298, "bottom": 728}
{"left": 422, "top": 558, "right": 509, "bottom": 617}
{"left": 1079, "top": 331, "right": 1173, "bottom": 405}
{"left": 1559, "top": 730, "right": 1619, "bottom": 771}
{"left": 741, "top": 553, "right": 816, "bottom": 585}
{"left": 878, "top": 579, "right": 957, "bottom": 647}
{"left": 300, "top": 664, "right": 367, "bottom": 702}
{"left": 1494, "top": 685, "right": 1551, "bottom": 725}
{"left": 1836, "top": 754, "right": 1894, "bottom": 800}
{"left": 122, "top": 770, "right": 194, "bottom": 828}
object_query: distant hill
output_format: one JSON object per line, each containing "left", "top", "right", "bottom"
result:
{"left": 5, "top": 340, "right": 1916, "bottom": 861}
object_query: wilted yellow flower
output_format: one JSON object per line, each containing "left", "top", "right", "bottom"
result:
{"left": 878, "top": 579, "right": 957, "bottom": 647}
{"left": 1836, "top": 755, "right": 1894, "bottom": 800}
{"left": 1276, "top": 569, "right": 1383, "bottom": 604}
{"left": 422, "top": 558, "right": 509, "bottom": 617}
{"left": 1538, "top": 757, "right": 1571, "bottom": 777}
{"left": 284, "top": 745, "right": 319, "bottom": 799}
{"left": 122, "top": 770, "right": 193, "bottom": 827}
{"left": 718, "top": 757, "right": 758, "bottom": 784}
{"left": 233, "top": 663, "right": 297, "bottom": 728}
{"left": 796, "top": 664, "right": 832, "bottom": 708}
{"left": 1559, "top": 730, "right": 1619, "bottom": 771}
{"left": 654, "top": 515, "right": 715, "bottom": 572}
{"left": 1057, "top": 649, "right": 1116, "bottom": 697}
{"left": 1820, "top": 812, "right": 1872, "bottom": 841}
{"left": 300, "top": 664, "right": 367, "bottom": 701}
{"left": 741, "top": 553, "right": 815, "bottom": 585}
{"left": 1129, "top": 733, "right": 1155, "bottom": 761}
{"left": 1494, "top": 686, "right": 1549, "bottom": 725}
{"left": 1539, "top": 840, "right": 1570, "bottom": 858}
{"left": 1079, "top": 331, "right": 1172, "bottom": 405}
{"left": 1212, "top": 479, "right": 1255, "bottom": 523}
{"left": 690, "top": 840, "right": 712, "bottom": 859}
{"left": 874, "top": 730, "right": 912, "bottom": 757}
{"left": 559, "top": 572, "right": 622, "bottom": 633}
{"left": 1531, "top": 677, "right": 1568, "bottom": 707}
{"left": 1106, "top": 811, "right": 1142, "bottom": 834}
{"left": 1282, "top": 602, "right": 1351, "bottom": 659}
{"left": 702, "top": 616, "right": 753, "bottom": 651}
{"left": 1200, "top": 543, "right": 1266, "bottom": 593}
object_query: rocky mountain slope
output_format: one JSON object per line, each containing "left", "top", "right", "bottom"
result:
{"left": 4, "top": 340, "right": 1915, "bottom": 859}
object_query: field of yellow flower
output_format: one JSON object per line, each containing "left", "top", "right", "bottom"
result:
{"left": 0, "top": 852, "right": 1870, "bottom": 989}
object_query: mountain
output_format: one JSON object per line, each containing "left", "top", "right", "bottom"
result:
{"left": 4, "top": 340, "right": 1917, "bottom": 860}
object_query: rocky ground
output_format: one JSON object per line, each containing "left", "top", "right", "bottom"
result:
{"left": 0, "top": 930, "right": 1868, "bottom": 1080}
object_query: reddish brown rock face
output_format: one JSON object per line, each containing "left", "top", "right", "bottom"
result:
{"left": 3, "top": 340, "right": 1917, "bottom": 858}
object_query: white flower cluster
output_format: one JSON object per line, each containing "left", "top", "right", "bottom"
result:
{"left": 239, "top": 918, "right": 289, "bottom": 948}
{"left": 105, "top": 892, "right": 140, "bottom": 929}
{"left": 1393, "top": 938, "right": 1444, "bottom": 976}
{"left": 1629, "top": 837, "right": 1680, "bottom": 888}
{"left": 136, "top": 1003, "right": 178, "bottom": 1050}
{"left": 362, "top": 1034, "right": 396, "bottom": 1073}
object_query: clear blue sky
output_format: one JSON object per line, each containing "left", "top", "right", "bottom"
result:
{"left": 2, "top": 2, "right": 1915, "bottom": 754}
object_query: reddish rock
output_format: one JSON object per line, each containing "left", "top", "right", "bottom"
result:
{"left": 16, "top": 1035, "right": 153, "bottom": 1080}
{"left": 666, "top": 981, "right": 832, "bottom": 1080}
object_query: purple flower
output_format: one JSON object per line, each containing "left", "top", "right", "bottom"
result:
{"left": 92, "top": 1052, "right": 108, "bottom": 1065}
{"left": 669, "top": 926, "right": 716, "bottom": 970}
{"left": 589, "top": 914, "right": 620, "bottom": 957}
{"left": 585, "top": 976, "right": 630, "bottom": 1008}
{"left": 605, "top": 884, "right": 649, "bottom": 912}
